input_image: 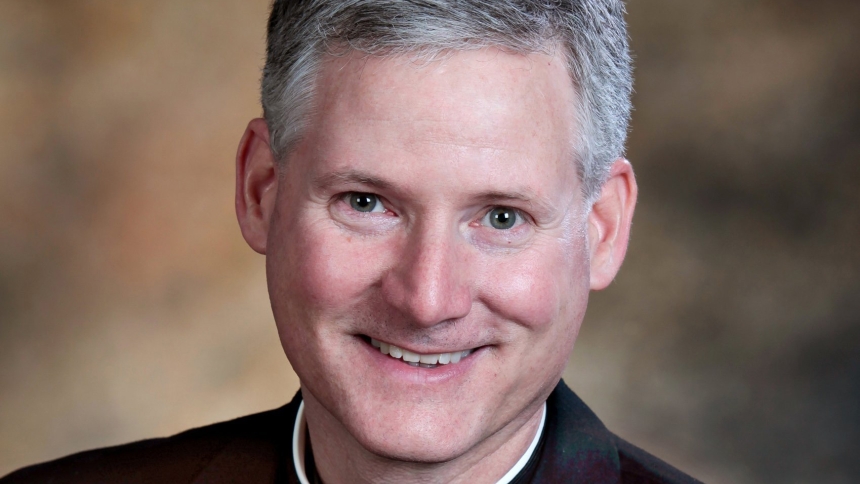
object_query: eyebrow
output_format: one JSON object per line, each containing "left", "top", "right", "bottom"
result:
{"left": 474, "top": 190, "right": 556, "bottom": 217}
{"left": 313, "top": 170, "right": 393, "bottom": 191}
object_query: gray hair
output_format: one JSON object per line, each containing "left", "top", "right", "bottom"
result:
{"left": 262, "top": 0, "right": 632, "bottom": 202}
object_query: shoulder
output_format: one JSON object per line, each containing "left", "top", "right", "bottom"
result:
{"left": 540, "top": 380, "right": 702, "bottom": 484}
{"left": 1, "top": 402, "right": 299, "bottom": 484}
{"left": 612, "top": 435, "right": 704, "bottom": 484}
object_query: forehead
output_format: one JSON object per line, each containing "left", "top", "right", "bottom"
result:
{"left": 299, "top": 48, "right": 581, "bottom": 203}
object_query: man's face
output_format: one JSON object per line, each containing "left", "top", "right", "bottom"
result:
{"left": 266, "top": 48, "right": 590, "bottom": 462}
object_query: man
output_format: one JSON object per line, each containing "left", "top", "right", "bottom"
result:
{"left": 3, "top": 1, "right": 700, "bottom": 483}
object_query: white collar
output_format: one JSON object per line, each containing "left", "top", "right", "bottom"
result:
{"left": 292, "top": 400, "right": 546, "bottom": 484}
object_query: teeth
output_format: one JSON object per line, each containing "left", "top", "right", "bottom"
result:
{"left": 419, "top": 354, "right": 439, "bottom": 365}
{"left": 401, "top": 349, "right": 420, "bottom": 363}
{"left": 370, "top": 338, "right": 474, "bottom": 368}
{"left": 389, "top": 345, "right": 402, "bottom": 358}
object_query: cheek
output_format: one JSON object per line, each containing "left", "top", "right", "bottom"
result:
{"left": 271, "top": 219, "right": 389, "bottom": 320}
{"left": 478, "top": 239, "right": 590, "bottom": 332}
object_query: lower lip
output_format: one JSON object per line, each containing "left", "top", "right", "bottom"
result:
{"left": 359, "top": 337, "right": 484, "bottom": 385}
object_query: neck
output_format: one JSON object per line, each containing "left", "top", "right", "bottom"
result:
{"left": 301, "top": 390, "right": 545, "bottom": 484}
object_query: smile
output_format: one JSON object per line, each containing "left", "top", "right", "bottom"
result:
{"left": 370, "top": 338, "right": 474, "bottom": 369}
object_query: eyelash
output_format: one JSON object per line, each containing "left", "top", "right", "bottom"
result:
{"left": 479, "top": 206, "right": 528, "bottom": 230}
{"left": 339, "top": 192, "right": 530, "bottom": 232}
{"left": 341, "top": 192, "right": 394, "bottom": 216}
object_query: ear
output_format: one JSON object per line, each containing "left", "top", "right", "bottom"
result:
{"left": 588, "top": 158, "right": 638, "bottom": 290}
{"left": 236, "top": 118, "right": 278, "bottom": 254}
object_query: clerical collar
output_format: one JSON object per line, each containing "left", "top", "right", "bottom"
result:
{"left": 292, "top": 400, "right": 547, "bottom": 484}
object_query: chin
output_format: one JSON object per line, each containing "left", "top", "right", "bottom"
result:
{"left": 353, "top": 420, "right": 478, "bottom": 464}
{"left": 330, "top": 385, "right": 486, "bottom": 464}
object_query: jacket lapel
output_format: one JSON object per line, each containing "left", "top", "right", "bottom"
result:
{"left": 529, "top": 380, "right": 621, "bottom": 483}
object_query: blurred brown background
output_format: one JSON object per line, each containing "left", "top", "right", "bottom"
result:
{"left": 1, "top": 1, "right": 858, "bottom": 482}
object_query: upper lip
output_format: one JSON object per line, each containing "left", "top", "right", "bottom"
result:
{"left": 365, "top": 335, "right": 481, "bottom": 354}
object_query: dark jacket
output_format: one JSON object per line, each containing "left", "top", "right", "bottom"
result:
{"left": 2, "top": 380, "right": 701, "bottom": 483}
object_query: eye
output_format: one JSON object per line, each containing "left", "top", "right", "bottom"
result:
{"left": 348, "top": 192, "right": 385, "bottom": 213}
{"left": 483, "top": 207, "right": 519, "bottom": 230}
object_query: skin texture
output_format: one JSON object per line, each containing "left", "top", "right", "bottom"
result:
{"left": 235, "top": 48, "right": 637, "bottom": 483}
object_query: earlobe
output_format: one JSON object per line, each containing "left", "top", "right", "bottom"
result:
{"left": 235, "top": 118, "right": 278, "bottom": 254}
{"left": 588, "top": 158, "right": 637, "bottom": 290}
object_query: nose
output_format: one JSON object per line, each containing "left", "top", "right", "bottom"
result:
{"left": 381, "top": 221, "right": 472, "bottom": 327}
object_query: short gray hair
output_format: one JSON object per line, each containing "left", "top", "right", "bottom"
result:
{"left": 262, "top": 0, "right": 632, "bottom": 201}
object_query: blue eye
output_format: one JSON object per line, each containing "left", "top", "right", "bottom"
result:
{"left": 486, "top": 207, "right": 517, "bottom": 229}
{"left": 349, "top": 193, "right": 384, "bottom": 213}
